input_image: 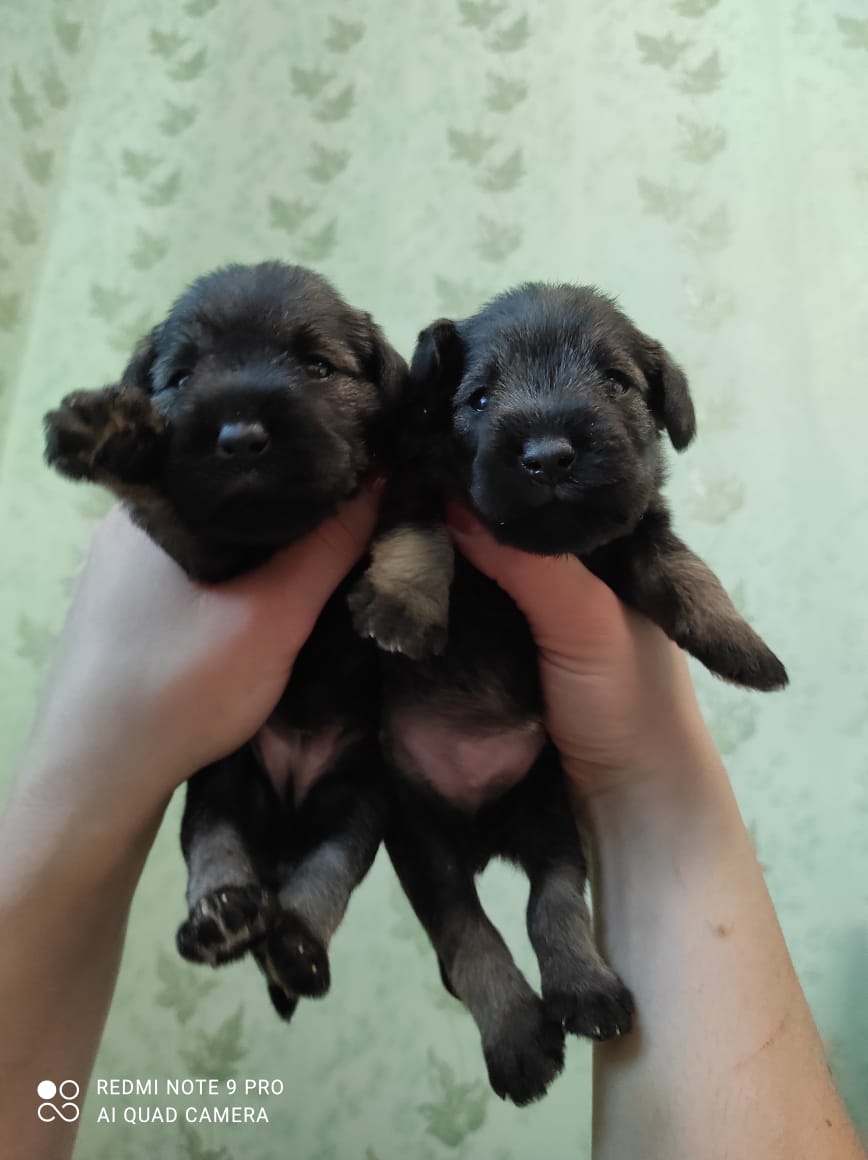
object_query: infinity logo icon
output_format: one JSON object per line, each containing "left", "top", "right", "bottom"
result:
{"left": 37, "top": 1080, "right": 80, "bottom": 1123}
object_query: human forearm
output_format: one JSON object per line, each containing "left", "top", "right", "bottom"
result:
{"left": 585, "top": 741, "right": 864, "bottom": 1160}
{"left": 0, "top": 756, "right": 166, "bottom": 1160}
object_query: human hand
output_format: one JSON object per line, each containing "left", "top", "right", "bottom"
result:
{"left": 446, "top": 506, "right": 717, "bottom": 800}
{"left": 19, "top": 485, "right": 381, "bottom": 839}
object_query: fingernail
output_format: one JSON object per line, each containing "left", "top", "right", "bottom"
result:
{"left": 362, "top": 469, "right": 388, "bottom": 496}
{"left": 444, "top": 501, "right": 484, "bottom": 535}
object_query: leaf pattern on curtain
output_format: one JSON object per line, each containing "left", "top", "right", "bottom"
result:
{"left": 1, "top": 1, "right": 867, "bottom": 1156}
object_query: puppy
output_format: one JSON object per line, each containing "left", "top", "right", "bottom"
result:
{"left": 350, "top": 282, "right": 787, "bottom": 1104}
{"left": 44, "top": 261, "right": 406, "bottom": 1020}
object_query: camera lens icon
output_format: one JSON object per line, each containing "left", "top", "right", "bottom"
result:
{"left": 37, "top": 1079, "right": 80, "bottom": 1122}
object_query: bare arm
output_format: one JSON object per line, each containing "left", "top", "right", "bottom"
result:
{"left": 586, "top": 737, "right": 862, "bottom": 1160}
{"left": 0, "top": 776, "right": 159, "bottom": 1160}
{"left": 448, "top": 507, "right": 865, "bottom": 1160}
{"left": 0, "top": 489, "right": 379, "bottom": 1160}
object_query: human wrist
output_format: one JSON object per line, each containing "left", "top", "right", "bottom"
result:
{"left": 568, "top": 724, "right": 736, "bottom": 851}
{"left": 574, "top": 738, "right": 749, "bottom": 973}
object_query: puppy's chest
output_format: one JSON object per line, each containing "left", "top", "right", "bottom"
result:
{"left": 253, "top": 722, "right": 356, "bottom": 805}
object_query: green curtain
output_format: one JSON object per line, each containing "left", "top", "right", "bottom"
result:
{"left": 2, "top": 2, "right": 867, "bottom": 1157}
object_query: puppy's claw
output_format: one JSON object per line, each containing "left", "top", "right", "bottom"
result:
{"left": 544, "top": 971, "right": 634, "bottom": 1042}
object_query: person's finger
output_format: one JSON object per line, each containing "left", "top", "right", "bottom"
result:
{"left": 445, "top": 502, "right": 625, "bottom": 655}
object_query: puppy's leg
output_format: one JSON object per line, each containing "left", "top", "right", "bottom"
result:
{"left": 594, "top": 522, "right": 788, "bottom": 691}
{"left": 348, "top": 524, "right": 454, "bottom": 659}
{"left": 498, "top": 754, "right": 634, "bottom": 1041}
{"left": 176, "top": 749, "right": 279, "bottom": 967}
{"left": 254, "top": 746, "right": 386, "bottom": 1018}
{"left": 387, "top": 793, "right": 565, "bottom": 1106}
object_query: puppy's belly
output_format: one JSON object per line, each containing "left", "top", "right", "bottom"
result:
{"left": 388, "top": 710, "right": 545, "bottom": 813}
{"left": 253, "top": 722, "right": 354, "bottom": 806}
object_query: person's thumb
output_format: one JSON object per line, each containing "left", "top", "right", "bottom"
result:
{"left": 445, "top": 502, "right": 624, "bottom": 657}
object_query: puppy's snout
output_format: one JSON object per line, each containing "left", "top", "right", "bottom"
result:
{"left": 217, "top": 421, "right": 270, "bottom": 459}
{"left": 519, "top": 434, "right": 575, "bottom": 484}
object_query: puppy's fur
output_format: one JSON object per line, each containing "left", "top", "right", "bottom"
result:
{"left": 351, "top": 283, "right": 787, "bottom": 1105}
{"left": 45, "top": 262, "right": 406, "bottom": 1019}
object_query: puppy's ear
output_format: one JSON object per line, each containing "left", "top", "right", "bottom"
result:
{"left": 373, "top": 328, "right": 408, "bottom": 408}
{"left": 356, "top": 313, "right": 408, "bottom": 408}
{"left": 637, "top": 334, "right": 696, "bottom": 451}
{"left": 120, "top": 323, "right": 164, "bottom": 392}
{"left": 411, "top": 319, "right": 465, "bottom": 387}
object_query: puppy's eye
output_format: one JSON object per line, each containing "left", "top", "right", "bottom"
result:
{"left": 467, "top": 389, "right": 489, "bottom": 412}
{"left": 605, "top": 370, "right": 634, "bottom": 395}
{"left": 166, "top": 369, "right": 192, "bottom": 390}
{"left": 305, "top": 360, "right": 333, "bottom": 380}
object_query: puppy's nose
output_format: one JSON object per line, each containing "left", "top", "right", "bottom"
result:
{"left": 519, "top": 435, "right": 576, "bottom": 483}
{"left": 217, "top": 421, "right": 270, "bottom": 458}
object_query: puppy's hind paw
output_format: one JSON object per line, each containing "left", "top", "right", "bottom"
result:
{"left": 348, "top": 576, "right": 447, "bottom": 659}
{"left": 251, "top": 911, "right": 329, "bottom": 1020}
{"left": 261, "top": 911, "right": 330, "bottom": 999}
{"left": 483, "top": 994, "right": 565, "bottom": 1106}
{"left": 44, "top": 386, "right": 165, "bottom": 484}
{"left": 176, "top": 884, "right": 275, "bottom": 967}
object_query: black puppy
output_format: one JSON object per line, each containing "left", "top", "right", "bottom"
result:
{"left": 350, "top": 282, "right": 787, "bottom": 1104}
{"left": 44, "top": 261, "right": 406, "bottom": 1019}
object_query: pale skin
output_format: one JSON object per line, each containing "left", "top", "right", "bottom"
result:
{"left": 0, "top": 496, "right": 863, "bottom": 1160}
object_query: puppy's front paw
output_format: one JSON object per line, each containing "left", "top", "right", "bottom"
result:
{"left": 44, "top": 386, "right": 165, "bottom": 484}
{"left": 544, "top": 966, "right": 634, "bottom": 1042}
{"left": 348, "top": 575, "right": 447, "bottom": 659}
{"left": 176, "top": 884, "right": 275, "bottom": 967}
{"left": 482, "top": 995, "right": 565, "bottom": 1106}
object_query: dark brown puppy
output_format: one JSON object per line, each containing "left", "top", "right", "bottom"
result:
{"left": 350, "top": 282, "right": 787, "bottom": 1105}
{"left": 44, "top": 261, "right": 406, "bottom": 1020}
